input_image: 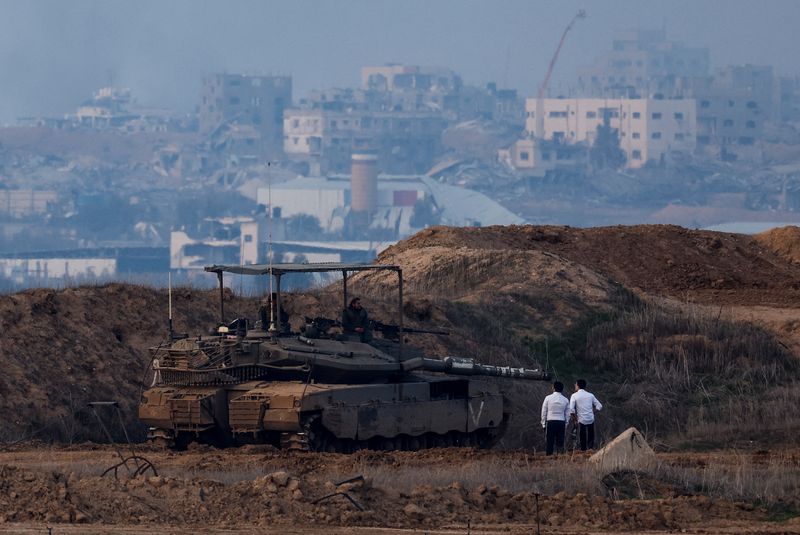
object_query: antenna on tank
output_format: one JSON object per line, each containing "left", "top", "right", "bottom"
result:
{"left": 267, "top": 161, "right": 276, "bottom": 335}
{"left": 168, "top": 271, "right": 174, "bottom": 341}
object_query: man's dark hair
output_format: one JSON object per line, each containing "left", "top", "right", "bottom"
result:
{"left": 576, "top": 378, "right": 587, "bottom": 389}
{"left": 349, "top": 297, "right": 361, "bottom": 307}
{"left": 553, "top": 381, "right": 564, "bottom": 392}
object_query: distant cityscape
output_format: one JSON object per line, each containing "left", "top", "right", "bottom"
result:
{"left": 1, "top": 26, "right": 800, "bottom": 290}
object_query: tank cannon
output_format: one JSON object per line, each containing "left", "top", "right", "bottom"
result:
{"left": 139, "top": 262, "right": 551, "bottom": 451}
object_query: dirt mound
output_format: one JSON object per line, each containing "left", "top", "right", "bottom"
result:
{"left": 0, "top": 284, "right": 260, "bottom": 443}
{"left": 755, "top": 225, "right": 800, "bottom": 264}
{"left": 380, "top": 224, "right": 800, "bottom": 306}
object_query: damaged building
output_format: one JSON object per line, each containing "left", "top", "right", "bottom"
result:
{"left": 199, "top": 74, "right": 292, "bottom": 159}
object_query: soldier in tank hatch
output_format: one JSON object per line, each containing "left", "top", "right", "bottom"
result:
{"left": 342, "top": 297, "right": 372, "bottom": 342}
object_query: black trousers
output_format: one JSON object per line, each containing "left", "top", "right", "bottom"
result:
{"left": 578, "top": 422, "right": 595, "bottom": 451}
{"left": 545, "top": 420, "right": 566, "bottom": 455}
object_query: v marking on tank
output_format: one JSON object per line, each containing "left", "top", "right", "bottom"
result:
{"left": 469, "top": 400, "right": 485, "bottom": 426}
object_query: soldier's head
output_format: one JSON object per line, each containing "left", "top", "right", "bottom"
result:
{"left": 349, "top": 297, "right": 362, "bottom": 310}
{"left": 575, "top": 378, "right": 587, "bottom": 391}
{"left": 553, "top": 381, "right": 564, "bottom": 393}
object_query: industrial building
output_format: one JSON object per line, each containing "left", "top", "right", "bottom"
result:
{"left": 257, "top": 161, "right": 524, "bottom": 238}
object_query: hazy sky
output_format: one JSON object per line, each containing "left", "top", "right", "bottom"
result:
{"left": 1, "top": 0, "right": 798, "bottom": 122}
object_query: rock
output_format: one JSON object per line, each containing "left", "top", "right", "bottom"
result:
{"left": 589, "top": 427, "right": 656, "bottom": 474}
{"left": 286, "top": 478, "right": 300, "bottom": 492}
{"left": 147, "top": 476, "right": 165, "bottom": 488}
{"left": 270, "top": 471, "right": 290, "bottom": 487}
{"left": 403, "top": 503, "right": 423, "bottom": 517}
{"left": 291, "top": 489, "right": 304, "bottom": 501}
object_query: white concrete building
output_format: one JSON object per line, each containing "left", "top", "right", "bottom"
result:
{"left": 523, "top": 97, "right": 697, "bottom": 168}
{"left": 170, "top": 217, "right": 262, "bottom": 270}
{"left": 0, "top": 258, "right": 116, "bottom": 284}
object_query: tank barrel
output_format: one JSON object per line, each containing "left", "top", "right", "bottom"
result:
{"left": 422, "top": 357, "right": 551, "bottom": 381}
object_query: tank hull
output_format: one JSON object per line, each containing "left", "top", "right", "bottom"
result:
{"left": 139, "top": 376, "right": 507, "bottom": 451}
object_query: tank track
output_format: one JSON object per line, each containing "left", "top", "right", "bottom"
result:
{"left": 293, "top": 416, "right": 500, "bottom": 453}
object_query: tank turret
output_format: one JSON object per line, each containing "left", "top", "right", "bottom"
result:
{"left": 139, "top": 262, "right": 551, "bottom": 451}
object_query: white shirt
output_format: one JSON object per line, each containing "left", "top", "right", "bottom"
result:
{"left": 569, "top": 389, "right": 603, "bottom": 425}
{"left": 541, "top": 392, "right": 570, "bottom": 427}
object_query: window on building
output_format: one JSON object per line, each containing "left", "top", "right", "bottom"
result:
{"left": 632, "top": 132, "right": 641, "bottom": 139}
{"left": 586, "top": 111, "right": 596, "bottom": 118}
{"left": 632, "top": 150, "right": 642, "bottom": 160}
{"left": 520, "top": 151, "right": 530, "bottom": 161}
{"left": 674, "top": 112, "right": 684, "bottom": 120}
{"left": 724, "top": 119, "right": 734, "bottom": 127}
{"left": 548, "top": 111, "right": 568, "bottom": 118}
{"left": 739, "top": 137, "right": 755, "bottom": 145}
{"left": 652, "top": 132, "right": 662, "bottom": 139}
{"left": 652, "top": 112, "right": 662, "bottom": 120}
{"left": 292, "top": 137, "right": 298, "bottom": 145}
{"left": 728, "top": 100, "right": 735, "bottom": 107}
{"left": 747, "top": 101, "right": 758, "bottom": 109}
{"left": 246, "top": 139, "right": 255, "bottom": 146}
{"left": 746, "top": 120, "right": 756, "bottom": 129}
{"left": 229, "top": 97, "right": 240, "bottom": 105}
{"left": 633, "top": 112, "right": 641, "bottom": 119}
{"left": 330, "top": 120, "right": 337, "bottom": 129}
{"left": 700, "top": 100, "right": 710, "bottom": 108}
{"left": 229, "top": 79, "right": 241, "bottom": 86}
{"left": 244, "top": 234, "right": 253, "bottom": 242}
{"left": 542, "top": 152, "right": 551, "bottom": 161}
{"left": 292, "top": 119, "right": 299, "bottom": 128}
{"left": 675, "top": 133, "right": 685, "bottom": 140}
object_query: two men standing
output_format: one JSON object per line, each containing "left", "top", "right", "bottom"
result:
{"left": 540, "top": 378, "right": 603, "bottom": 455}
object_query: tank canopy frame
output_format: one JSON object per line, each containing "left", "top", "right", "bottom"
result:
{"left": 204, "top": 262, "right": 404, "bottom": 355}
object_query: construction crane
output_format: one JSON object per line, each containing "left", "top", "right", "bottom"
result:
{"left": 534, "top": 9, "right": 586, "bottom": 139}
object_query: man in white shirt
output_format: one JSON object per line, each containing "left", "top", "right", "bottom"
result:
{"left": 540, "top": 381, "right": 570, "bottom": 455}
{"left": 569, "top": 378, "right": 603, "bottom": 451}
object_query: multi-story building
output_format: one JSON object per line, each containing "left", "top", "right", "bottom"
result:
{"left": 361, "top": 64, "right": 462, "bottom": 94}
{"left": 693, "top": 65, "right": 775, "bottom": 147}
{"left": 779, "top": 76, "right": 800, "bottom": 123}
{"left": 283, "top": 107, "right": 445, "bottom": 174}
{"left": 577, "top": 30, "right": 710, "bottom": 98}
{"left": 522, "top": 97, "right": 697, "bottom": 168}
{"left": 198, "top": 74, "right": 292, "bottom": 156}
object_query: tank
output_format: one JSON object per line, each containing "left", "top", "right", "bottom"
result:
{"left": 139, "top": 262, "right": 551, "bottom": 451}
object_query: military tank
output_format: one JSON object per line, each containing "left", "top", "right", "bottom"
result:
{"left": 139, "top": 262, "right": 551, "bottom": 451}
